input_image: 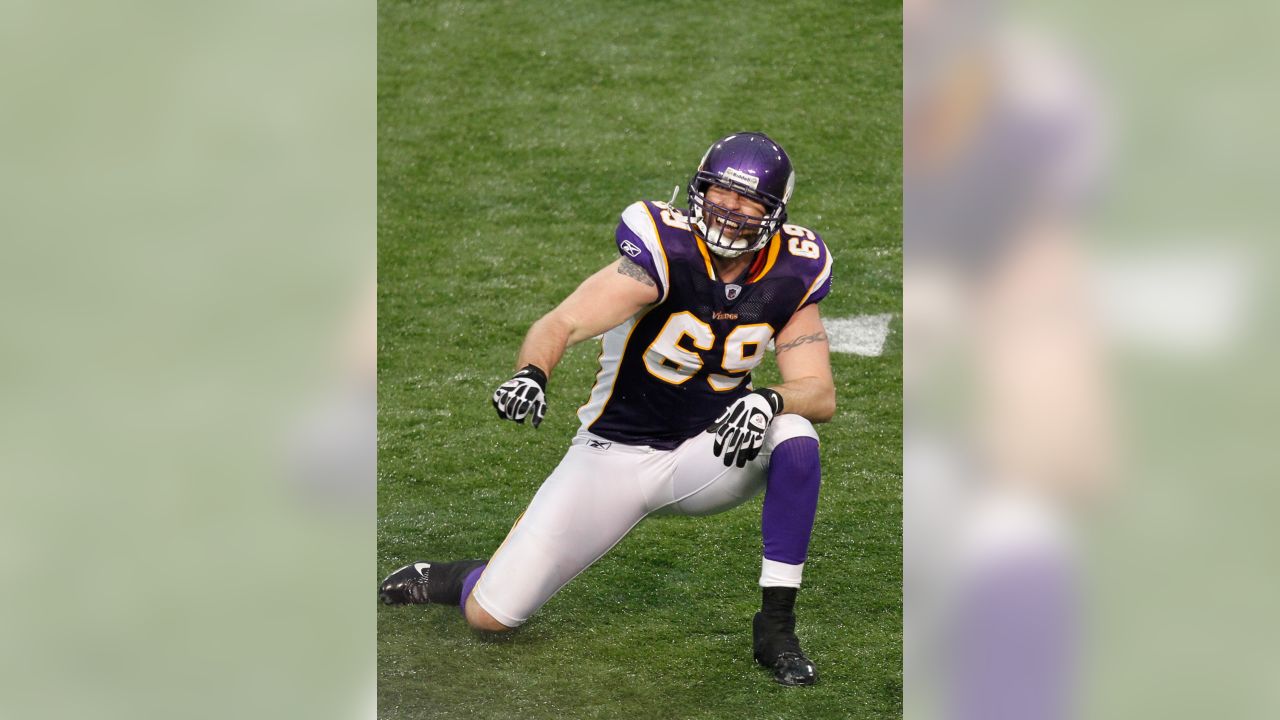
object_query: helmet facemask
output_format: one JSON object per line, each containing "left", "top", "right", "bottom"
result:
{"left": 687, "top": 173, "right": 788, "bottom": 258}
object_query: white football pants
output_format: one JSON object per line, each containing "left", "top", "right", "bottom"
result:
{"left": 471, "top": 414, "right": 818, "bottom": 628}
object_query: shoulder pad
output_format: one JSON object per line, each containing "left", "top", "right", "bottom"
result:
{"left": 779, "top": 223, "right": 834, "bottom": 309}
{"left": 616, "top": 201, "right": 671, "bottom": 302}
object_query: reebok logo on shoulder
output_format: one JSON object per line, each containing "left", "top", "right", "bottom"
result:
{"left": 620, "top": 239, "right": 642, "bottom": 257}
{"left": 587, "top": 439, "right": 613, "bottom": 450}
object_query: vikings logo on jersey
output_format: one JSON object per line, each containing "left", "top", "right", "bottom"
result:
{"left": 575, "top": 201, "right": 833, "bottom": 449}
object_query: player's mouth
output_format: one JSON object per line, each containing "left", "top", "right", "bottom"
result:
{"left": 710, "top": 218, "right": 748, "bottom": 238}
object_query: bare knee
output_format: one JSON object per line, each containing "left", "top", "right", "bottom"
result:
{"left": 464, "top": 595, "right": 516, "bottom": 633}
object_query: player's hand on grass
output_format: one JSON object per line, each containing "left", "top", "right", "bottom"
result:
{"left": 493, "top": 365, "right": 548, "bottom": 428}
{"left": 710, "top": 389, "right": 784, "bottom": 467}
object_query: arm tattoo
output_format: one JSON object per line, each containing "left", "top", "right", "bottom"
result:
{"left": 775, "top": 331, "right": 828, "bottom": 353}
{"left": 617, "top": 257, "right": 656, "bottom": 287}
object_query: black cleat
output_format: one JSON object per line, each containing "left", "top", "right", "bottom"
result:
{"left": 753, "top": 611, "right": 819, "bottom": 686}
{"left": 379, "top": 562, "right": 432, "bottom": 604}
{"left": 379, "top": 559, "right": 485, "bottom": 605}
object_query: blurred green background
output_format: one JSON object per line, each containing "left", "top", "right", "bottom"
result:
{"left": 1, "top": 1, "right": 373, "bottom": 718}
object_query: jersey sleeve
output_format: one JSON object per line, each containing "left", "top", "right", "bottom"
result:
{"left": 615, "top": 201, "right": 670, "bottom": 303}
{"left": 793, "top": 228, "right": 835, "bottom": 310}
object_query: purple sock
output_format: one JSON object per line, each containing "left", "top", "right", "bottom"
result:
{"left": 761, "top": 437, "right": 821, "bottom": 565}
{"left": 457, "top": 563, "right": 487, "bottom": 615}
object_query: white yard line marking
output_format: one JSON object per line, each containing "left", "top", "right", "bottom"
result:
{"left": 824, "top": 314, "right": 894, "bottom": 356}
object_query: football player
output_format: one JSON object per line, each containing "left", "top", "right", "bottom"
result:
{"left": 381, "top": 132, "right": 836, "bottom": 686}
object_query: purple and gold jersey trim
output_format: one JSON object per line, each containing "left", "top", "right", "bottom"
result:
{"left": 691, "top": 232, "right": 782, "bottom": 284}
{"left": 747, "top": 233, "right": 783, "bottom": 283}
{"left": 693, "top": 238, "right": 715, "bottom": 279}
{"left": 796, "top": 247, "right": 834, "bottom": 310}
{"left": 575, "top": 310, "right": 647, "bottom": 429}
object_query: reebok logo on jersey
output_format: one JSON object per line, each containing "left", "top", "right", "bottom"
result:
{"left": 587, "top": 439, "right": 613, "bottom": 450}
{"left": 620, "top": 239, "right": 641, "bottom": 257}
{"left": 721, "top": 167, "right": 760, "bottom": 191}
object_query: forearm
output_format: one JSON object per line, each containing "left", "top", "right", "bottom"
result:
{"left": 770, "top": 305, "right": 835, "bottom": 424}
{"left": 514, "top": 312, "right": 575, "bottom": 378}
{"left": 768, "top": 376, "right": 836, "bottom": 424}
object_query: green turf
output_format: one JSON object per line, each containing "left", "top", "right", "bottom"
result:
{"left": 378, "top": 1, "right": 901, "bottom": 717}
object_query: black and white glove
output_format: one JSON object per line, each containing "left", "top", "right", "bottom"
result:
{"left": 492, "top": 365, "right": 548, "bottom": 428}
{"left": 710, "top": 389, "right": 784, "bottom": 468}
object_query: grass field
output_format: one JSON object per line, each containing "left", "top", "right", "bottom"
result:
{"left": 378, "top": 1, "right": 901, "bottom": 717}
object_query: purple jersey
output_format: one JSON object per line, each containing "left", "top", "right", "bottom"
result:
{"left": 576, "top": 200, "right": 833, "bottom": 449}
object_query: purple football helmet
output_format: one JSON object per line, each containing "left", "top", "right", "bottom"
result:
{"left": 687, "top": 132, "right": 796, "bottom": 257}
